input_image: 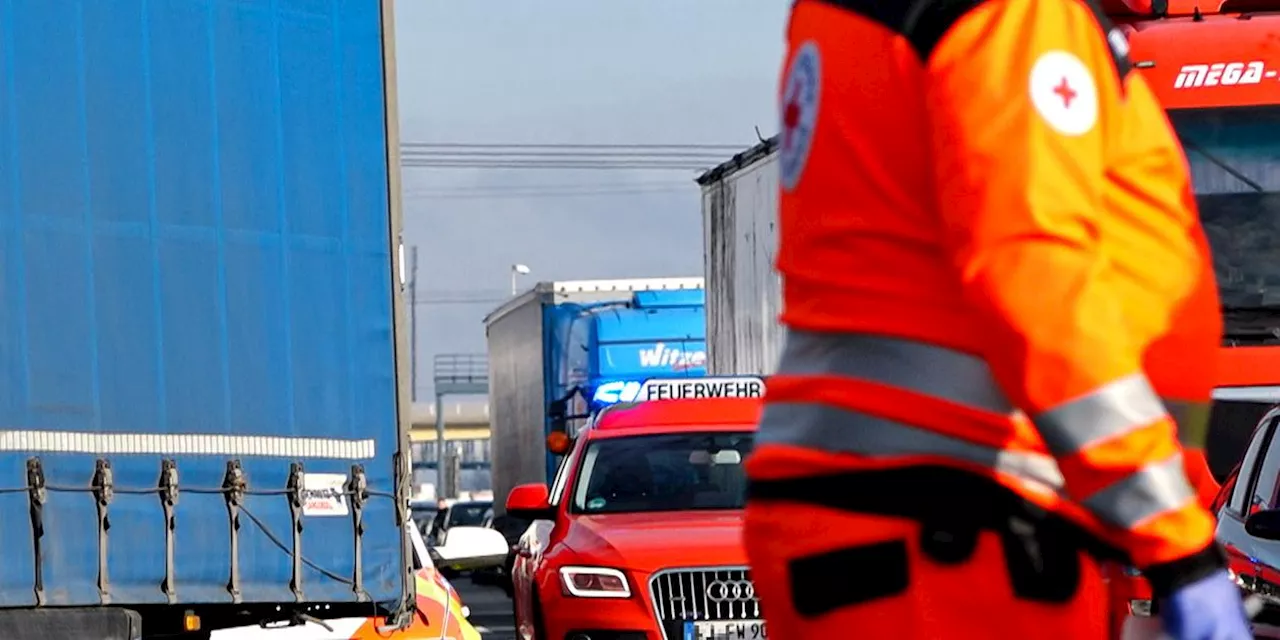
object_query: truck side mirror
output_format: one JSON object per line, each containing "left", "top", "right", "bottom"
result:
{"left": 547, "top": 398, "right": 569, "bottom": 432}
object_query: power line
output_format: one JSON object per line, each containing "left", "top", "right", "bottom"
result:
{"left": 403, "top": 179, "right": 686, "bottom": 194}
{"left": 403, "top": 185, "right": 690, "bottom": 200}
{"left": 400, "top": 152, "right": 729, "bottom": 167}
{"left": 401, "top": 160, "right": 711, "bottom": 171}
{"left": 415, "top": 298, "right": 509, "bottom": 306}
{"left": 406, "top": 178, "right": 685, "bottom": 191}
{"left": 400, "top": 142, "right": 748, "bottom": 150}
{"left": 406, "top": 289, "right": 512, "bottom": 306}
{"left": 401, "top": 150, "right": 729, "bottom": 160}
{"left": 410, "top": 287, "right": 510, "bottom": 294}
{"left": 401, "top": 151, "right": 732, "bottom": 161}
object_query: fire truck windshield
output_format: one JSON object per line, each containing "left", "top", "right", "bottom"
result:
{"left": 1169, "top": 105, "right": 1280, "bottom": 310}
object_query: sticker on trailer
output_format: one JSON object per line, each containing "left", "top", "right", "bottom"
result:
{"left": 638, "top": 376, "right": 766, "bottom": 402}
{"left": 300, "top": 473, "right": 350, "bottom": 517}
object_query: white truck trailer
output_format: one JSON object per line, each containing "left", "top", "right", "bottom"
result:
{"left": 696, "top": 138, "right": 785, "bottom": 376}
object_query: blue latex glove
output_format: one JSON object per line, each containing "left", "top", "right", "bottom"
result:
{"left": 1159, "top": 570, "right": 1252, "bottom": 640}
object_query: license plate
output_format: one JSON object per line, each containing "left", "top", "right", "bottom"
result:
{"left": 683, "top": 620, "right": 767, "bottom": 640}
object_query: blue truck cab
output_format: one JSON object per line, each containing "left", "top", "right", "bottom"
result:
{"left": 572, "top": 289, "right": 708, "bottom": 415}
{"left": 484, "top": 279, "right": 707, "bottom": 511}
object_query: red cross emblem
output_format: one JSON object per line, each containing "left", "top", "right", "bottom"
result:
{"left": 783, "top": 99, "right": 801, "bottom": 130}
{"left": 1053, "top": 77, "right": 1077, "bottom": 108}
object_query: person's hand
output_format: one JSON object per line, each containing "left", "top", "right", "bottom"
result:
{"left": 1158, "top": 570, "right": 1252, "bottom": 640}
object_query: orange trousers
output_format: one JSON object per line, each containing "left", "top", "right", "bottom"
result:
{"left": 743, "top": 501, "right": 1111, "bottom": 639}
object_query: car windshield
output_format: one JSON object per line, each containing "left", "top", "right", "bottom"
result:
{"left": 409, "top": 506, "right": 437, "bottom": 532}
{"left": 447, "top": 503, "right": 491, "bottom": 527}
{"left": 1169, "top": 105, "right": 1280, "bottom": 311}
{"left": 571, "top": 432, "right": 753, "bottom": 514}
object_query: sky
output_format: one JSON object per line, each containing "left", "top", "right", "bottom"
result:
{"left": 393, "top": 1, "right": 791, "bottom": 399}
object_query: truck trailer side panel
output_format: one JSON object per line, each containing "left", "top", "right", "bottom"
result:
{"left": 0, "top": 0, "right": 406, "bottom": 608}
{"left": 698, "top": 140, "right": 784, "bottom": 376}
{"left": 485, "top": 294, "right": 548, "bottom": 515}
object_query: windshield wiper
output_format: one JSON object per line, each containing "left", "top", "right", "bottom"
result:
{"left": 1223, "top": 306, "right": 1280, "bottom": 343}
{"left": 1224, "top": 305, "right": 1280, "bottom": 315}
{"left": 1180, "top": 136, "right": 1265, "bottom": 193}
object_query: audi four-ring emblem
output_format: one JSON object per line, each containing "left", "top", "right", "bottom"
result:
{"left": 706, "top": 579, "right": 755, "bottom": 603}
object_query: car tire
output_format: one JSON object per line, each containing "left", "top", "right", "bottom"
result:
{"left": 532, "top": 592, "right": 548, "bottom": 640}
{"left": 501, "top": 553, "right": 516, "bottom": 597}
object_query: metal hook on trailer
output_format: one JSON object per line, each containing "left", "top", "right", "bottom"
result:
{"left": 91, "top": 458, "right": 114, "bottom": 605}
{"left": 346, "top": 464, "right": 369, "bottom": 602}
{"left": 26, "top": 458, "right": 45, "bottom": 607}
{"left": 222, "top": 459, "right": 247, "bottom": 604}
{"left": 287, "top": 462, "right": 305, "bottom": 603}
{"left": 158, "top": 458, "right": 179, "bottom": 604}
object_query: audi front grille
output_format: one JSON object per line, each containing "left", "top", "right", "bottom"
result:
{"left": 648, "top": 566, "right": 761, "bottom": 639}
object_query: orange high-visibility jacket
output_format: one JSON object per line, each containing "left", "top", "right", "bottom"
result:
{"left": 753, "top": 0, "right": 1221, "bottom": 585}
{"left": 1146, "top": 223, "right": 1224, "bottom": 508}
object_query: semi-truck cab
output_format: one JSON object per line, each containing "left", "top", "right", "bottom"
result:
{"left": 484, "top": 279, "right": 708, "bottom": 516}
{"left": 1101, "top": 0, "right": 1280, "bottom": 478}
{"left": 1091, "top": 0, "right": 1280, "bottom": 633}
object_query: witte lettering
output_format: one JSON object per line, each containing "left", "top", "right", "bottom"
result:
{"left": 638, "top": 343, "right": 708, "bottom": 370}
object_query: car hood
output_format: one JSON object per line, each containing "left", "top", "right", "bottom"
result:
{"left": 561, "top": 510, "right": 746, "bottom": 572}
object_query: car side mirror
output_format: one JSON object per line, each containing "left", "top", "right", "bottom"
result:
{"left": 506, "top": 483, "right": 554, "bottom": 521}
{"left": 1245, "top": 508, "right": 1280, "bottom": 540}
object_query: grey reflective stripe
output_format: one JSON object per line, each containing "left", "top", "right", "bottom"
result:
{"left": 1033, "top": 374, "right": 1169, "bottom": 458}
{"left": 1163, "top": 399, "right": 1211, "bottom": 449}
{"left": 758, "top": 402, "right": 1065, "bottom": 490}
{"left": 775, "top": 331, "right": 1015, "bottom": 414}
{"left": 1081, "top": 455, "right": 1196, "bottom": 529}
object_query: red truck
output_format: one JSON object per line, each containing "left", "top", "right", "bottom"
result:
{"left": 1098, "top": 0, "right": 1280, "bottom": 635}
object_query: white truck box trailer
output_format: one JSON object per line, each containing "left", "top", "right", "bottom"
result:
{"left": 697, "top": 138, "right": 785, "bottom": 376}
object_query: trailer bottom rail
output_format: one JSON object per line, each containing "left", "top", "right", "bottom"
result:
{"left": 0, "top": 607, "right": 142, "bottom": 640}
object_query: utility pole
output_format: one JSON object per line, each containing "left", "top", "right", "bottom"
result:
{"left": 409, "top": 246, "right": 418, "bottom": 402}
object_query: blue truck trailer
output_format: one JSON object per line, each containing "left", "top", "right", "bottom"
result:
{"left": 0, "top": 2, "right": 411, "bottom": 638}
{"left": 483, "top": 278, "right": 706, "bottom": 513}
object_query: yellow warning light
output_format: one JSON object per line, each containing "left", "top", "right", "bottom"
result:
{"left": 183, "top": 611, "right": 201, "bottom": 632}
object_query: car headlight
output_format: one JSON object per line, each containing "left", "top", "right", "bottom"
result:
{"left": 558, "top": 566, "right": 631, "bottom": 598}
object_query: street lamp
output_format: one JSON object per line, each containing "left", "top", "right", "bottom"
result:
{"left": 511, "top": 263, "right": 531, "bottom": 295}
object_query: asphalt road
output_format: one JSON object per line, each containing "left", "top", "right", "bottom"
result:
{"left": 455, "top": 578, "right": 516, "bottom": 640}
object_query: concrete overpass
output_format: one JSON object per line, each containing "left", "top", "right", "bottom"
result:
{"left": 409, "top": 398, "right": 490, "bottom": 442}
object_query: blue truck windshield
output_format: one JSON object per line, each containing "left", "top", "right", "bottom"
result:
{"left": 571, "top": 432, "right": 753, "bottom": 514}
{"left": 1169, "top": 105, "right": 1280, "bottom": 309}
